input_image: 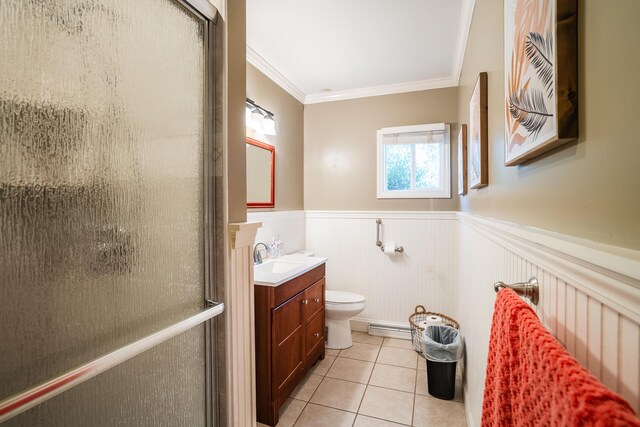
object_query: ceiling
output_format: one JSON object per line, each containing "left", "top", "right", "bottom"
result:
{"left": 246, "top": 0, "right": 475, "bottom": 104}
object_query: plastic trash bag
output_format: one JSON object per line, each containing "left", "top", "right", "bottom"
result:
{"left": 421, "top": 325, "right": 464, "bottom": 363}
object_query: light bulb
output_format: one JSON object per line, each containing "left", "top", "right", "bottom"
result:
{"left": 263, "top": 114, "right": 277, "bottom": 135}
{"left": 249, "top": 107, "right": 264, "bottom": 132}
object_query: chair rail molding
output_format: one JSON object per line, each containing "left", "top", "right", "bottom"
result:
{"left": 457, "top": 213, "right": 640, "bottom": 324}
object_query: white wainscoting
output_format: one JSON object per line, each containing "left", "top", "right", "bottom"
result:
{"left": 457, "top": 213, "right": 640, "bottom": 427}
{"left": 305, "top": 211, "right": 459, "bottom": 325}
{"left": 227, "top": 222, "right": 260, "bottom": 427}
{"left": 305, "top": 210, "right": 640, "bottom": 427}
{"left": 247, "top": 210, "right": 306, "bottom": 254}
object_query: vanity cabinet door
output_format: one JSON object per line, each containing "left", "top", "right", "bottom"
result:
{"left": 272, "top": 293, "right": 304, "bottom": 395}
{"left": 305, "top": 309, "right": 325, "bottom": 363}
{"left": 303, "top": 278, "right": 324, "bottom": 323}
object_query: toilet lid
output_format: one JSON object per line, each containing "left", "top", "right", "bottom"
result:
{"left": 326, "top": 290, "right": 365, "bottom": 304}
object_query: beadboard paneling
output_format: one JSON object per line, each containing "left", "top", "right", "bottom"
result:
{"left": 457, "top": 214, "right": 640, "bottom": 426}
{"left": 305, "top": 211, "right": 458, "bottom": 324}
{"left": 304, "top": 211, "right": 640, "bottom": 426}
{"left": 227, "top": 223, "right": 260, "bottom": 426}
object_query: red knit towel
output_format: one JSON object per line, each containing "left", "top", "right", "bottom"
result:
{"left": 482, "top": 289, "right": 640, "bottom": 427}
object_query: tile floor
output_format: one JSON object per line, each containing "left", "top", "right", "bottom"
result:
{"left": 258, "top": 331, "right": 467, "bottom": 427}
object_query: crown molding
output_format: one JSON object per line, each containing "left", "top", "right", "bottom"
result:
{"left": 247, "top": 0, "right": 476, "bottom": 104}
{"left": 453, "top": 0, "right": 476, "bottom": 84}
{"left": 246, "top": 45, "right": 306, "bottom": 104}
{"left": 304, "top": 76, "right": 458, "bottom": 104}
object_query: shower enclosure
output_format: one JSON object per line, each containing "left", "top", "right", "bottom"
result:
{"left": 0, "top": 0, "right": 221, "bottom": 425}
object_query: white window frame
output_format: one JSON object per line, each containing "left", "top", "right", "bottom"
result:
{"left": 376, "top": 123, "right": 451, "bottom": 199}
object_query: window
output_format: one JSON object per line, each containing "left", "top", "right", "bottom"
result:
{"left": 377, "top": 123, "right": 451, "bottom": 199}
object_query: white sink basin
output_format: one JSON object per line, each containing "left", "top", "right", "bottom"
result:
{"left": 254, "top": 259, "right": 305, "bottom": 274}
{"left": 254, "top": 255, "right": 327, "bottom": 286}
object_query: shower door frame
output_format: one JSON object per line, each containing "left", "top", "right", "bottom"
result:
{"left": 195, "top": 0, "right": 219, "bottom": 424}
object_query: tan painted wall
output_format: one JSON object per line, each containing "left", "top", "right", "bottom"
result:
{"left": 304, "top": 88, "right": 459, "bottom": 211}
{"left": 226, "top": 0, "right": 247, "bottom": 223}
{"left": 458, "top": 0, "right": 640, "bottom": 250}
{"left": 246, "top": 64, "right": 304, "bottom": 211}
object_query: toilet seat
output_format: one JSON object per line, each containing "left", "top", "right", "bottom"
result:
{"left": 326, "top": 290, "right": 365, "bottom": 304}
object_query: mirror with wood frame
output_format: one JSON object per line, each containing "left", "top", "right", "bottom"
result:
{"left": 246, "top": 137, "right": 275, "bottom": 208}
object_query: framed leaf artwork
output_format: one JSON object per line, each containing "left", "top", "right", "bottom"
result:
{"left": 504, "top": 0, "right": 578, "bottom": 166}
{"left": 458, "top": 124, "right": 468, "bottom": 195}
{"left": 469, "top": 72, "right": 488, "bottom": 189}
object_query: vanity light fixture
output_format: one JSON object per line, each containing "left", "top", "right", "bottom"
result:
{"left": 246, "top": 98, "right": 277, "bottom": 136}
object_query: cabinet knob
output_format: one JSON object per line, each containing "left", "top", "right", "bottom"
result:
{"left": 302, "top": 299, "right": 308, "bottom": 304}
{"left": 313, "top": 298, "right": 320, "bottom": 302}
{"left": 313, "top": 332, "right": 320, "bottom": 337}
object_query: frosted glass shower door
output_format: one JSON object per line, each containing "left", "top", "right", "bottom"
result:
{"left": 0, "top": 0, "right": 217, "bottom": 425}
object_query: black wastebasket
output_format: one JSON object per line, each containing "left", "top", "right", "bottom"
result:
{"left": 421, "top": 325, "right": 463, "bottom": 400}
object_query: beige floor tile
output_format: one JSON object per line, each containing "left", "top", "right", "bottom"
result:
{"left": 417, "top": 358, "right": 427, "bottom": 371}
{"left": 415, "top": 370, "right": 427, "bottom": 395}
{"left": 275, "top": 399, "right": 306, "bottom": 427}
{"left": 352, "top": 331, "right": 384, "bottom": 345}
{"left": 413, "top": 395, "right": 467, "bottom": 427}
{"left": 358, "top": 386, "right": 414, "bottom": 425}
{"left": 289, "top": 374, "right": 323, "bottom": 402}
{"left": 294, "top": 403, "right": 356, "bottom": 427}
{"left": 339, "top": 341, "right": 381, "bottom": 362}
{"left": 353, "top": 414, "right": 407, "bottom": 426}
{"left": 307, "top": 355, "right": 336, "bottom": 376}
{"left": 309, "top": 377, "right": 366, "bottom": 412}
{"left": 326, "top": 357, "right": 374, "bottom": 384}
{"left": 383, "top": 337, "right": 415, "bottom": 350}
{"left": 377, "top": 346, "right": 418, "bottom": 369}
{"left": 369, "top": 364, "right": 417, "bottom": 393}
{"left": 324, "top": 348, "right": 340, "bottom": 356}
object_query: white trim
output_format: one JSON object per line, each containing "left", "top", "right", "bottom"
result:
{"left": 246, "top": 45, "right": 306, "bottom": 104}
{"left": 304, "top": 76, "right": 458, "bottom": 104}
{"left": 457, "top": 213, "right": 640, "bottom": 323}
{"left": 247, "top": 210, "right": 305, "bottom": 221}
{"left": 229, "top": 222, "right": 262, "bottom": 248}
{"left": 304, "top": 211, "right": 458, "bottom": 221}
{"left": 380, "top": 123, "right": 445, "bottom": 134}
{"left": 453, "top": 0, "right": 477, "bottom": 84}
{"left": 377, "top": 124, "right": 451, "bottom": 199}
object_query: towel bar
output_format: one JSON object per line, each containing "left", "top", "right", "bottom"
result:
{"left": 494, "top": 277, "right": 539, "bottom": 305}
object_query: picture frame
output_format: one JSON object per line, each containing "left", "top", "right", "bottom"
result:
{"left": 469, "top": 72, "right": 488, "bottom": 189}
{"left": 504, "top": 0, "right": 578, "bottom": 166}
{"left": 458, "top": 124, "right": 468, "bottom": 196}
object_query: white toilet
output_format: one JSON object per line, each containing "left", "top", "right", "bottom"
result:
{"left": 325, "top": 290, "right": 367, "bottom": 349}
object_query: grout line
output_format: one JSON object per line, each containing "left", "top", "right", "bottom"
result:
{"left": 411, "top": 388, "right": 417, "bottom": 427}
{"left": 290, "top": 399, "right": 307, "bottom": 427}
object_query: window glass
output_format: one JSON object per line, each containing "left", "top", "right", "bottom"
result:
{"left": 384, "top": 144, "right": 411, "bottom": 191}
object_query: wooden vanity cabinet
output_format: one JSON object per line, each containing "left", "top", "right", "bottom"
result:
{"left": 255, "top": 263, "right": 326, "bottom": 426}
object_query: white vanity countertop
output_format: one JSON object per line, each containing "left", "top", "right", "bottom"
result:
{"left": 254, "top": 255, "right": 327, "bottom": 287}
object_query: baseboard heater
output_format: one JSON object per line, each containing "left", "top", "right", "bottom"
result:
{"left": 368, "top": 323, "right": 412, "bottom": 340}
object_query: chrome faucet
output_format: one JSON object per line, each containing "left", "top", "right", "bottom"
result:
{"left": 253, "top": 242, "right": 269, "bottom": 264}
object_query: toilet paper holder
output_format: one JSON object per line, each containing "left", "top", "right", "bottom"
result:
{"left": 375, "top": 218, "right": 404, "bottom": 253}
